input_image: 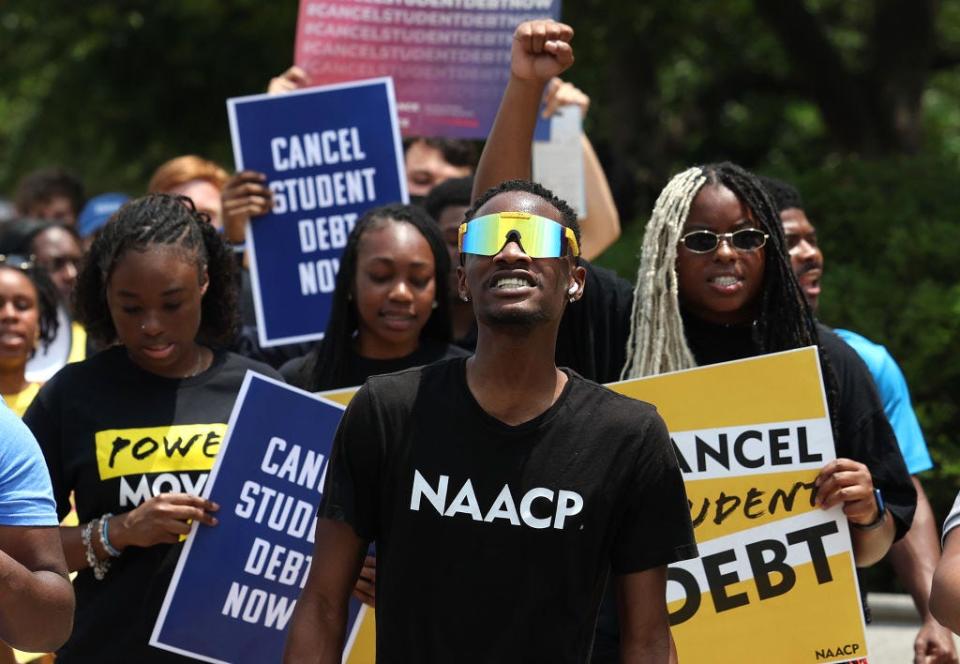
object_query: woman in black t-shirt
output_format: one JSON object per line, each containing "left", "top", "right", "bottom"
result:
{"left": 618, "top": 162, "right": 914, "bottom": 546}
{"left": 25, "top": 194, "right": 280, "bottom": 663}
{"left": 281, "top": 203, "right": 467, "bottom": 392}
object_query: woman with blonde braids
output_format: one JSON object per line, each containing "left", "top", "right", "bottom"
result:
{"left": 620, "top": 161, "right": 914, "bottom": 556}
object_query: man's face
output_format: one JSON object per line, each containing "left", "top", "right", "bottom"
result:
{"left": 437, "top": 203, "right": 469, "bottom": 298}
{"left": 32, "top": 226, "right": 83, "bottom": 306}
{"left": 28, "top": 196, "right": 76, "bottom": 226}
{"left": 780, "top": 207, "right": 823, "bottom": 310}
{"left": 405, "top": 141, "right": 473, "bottom": 198}
{"left": 457, "top": 192, "right": 584, "bottom": 329}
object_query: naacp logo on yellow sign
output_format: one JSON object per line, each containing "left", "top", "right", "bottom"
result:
{"left": 610, "top": 347, "right": 866, "bottom": 664}
{"left": 320, "top": 346, "right": 866, "bottom": 664}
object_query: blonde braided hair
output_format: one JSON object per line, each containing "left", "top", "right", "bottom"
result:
{"left": 621, "top": 166, "right": 707, "bottom": 379}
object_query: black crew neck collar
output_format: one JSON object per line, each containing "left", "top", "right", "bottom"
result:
{"left": 681, "top": 308, "right": 760, "bottom": 366}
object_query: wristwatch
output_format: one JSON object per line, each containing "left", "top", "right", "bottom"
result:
{"left": 851, "top": 488, "right": 886, "bottom": 531}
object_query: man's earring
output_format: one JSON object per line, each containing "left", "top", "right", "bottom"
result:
{"left": 461, "top": 294, "right": 470, "bottom": 303}
{"left": 431, "top": 301, "right": 438, "bottom": 310}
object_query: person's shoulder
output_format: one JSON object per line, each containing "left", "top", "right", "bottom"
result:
{"left": 583, "top": 260, "right": 634, "bottom": 300}
{"left": 38, "top": 345, "right": 122, "bottom": 393}
{"left": 567, "top": 372, "right": 660, "bottom": 422}
{"left": 430, "top": 341, "right": 471, "bottom": 360}
{"left": 364, "top": 355, "right": 464, "bottom": 406}
{"left": 218, "top": 350, "right": 285, "bottom": 382}
{"left": 279, "top": 353, "right": 310, "bottom": 384}
{"left": 0, "top": 400, "right": 45, "bottom": 461}
{"left": 816, "top": 323, "right": 871, "bottom": 373}
{"left": 833, "top": 327, "right": 894, "bottom": 370}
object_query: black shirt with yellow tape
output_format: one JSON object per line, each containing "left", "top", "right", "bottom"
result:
{"left": 24, "top": 346, "right": 281, "bottom": 664}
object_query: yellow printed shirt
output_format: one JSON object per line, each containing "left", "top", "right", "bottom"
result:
{"left": 2, "top": 382, "right": 41, "bottom": 418}
{"left": 23, "top": 346, "right": 282, "bottom": 663}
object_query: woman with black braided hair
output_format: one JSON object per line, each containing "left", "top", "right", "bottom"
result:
{"left": 24, "top": 194, "right": 281, "bottom": 663}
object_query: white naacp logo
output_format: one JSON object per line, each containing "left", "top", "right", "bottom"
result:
{"left": 409, "top": 469, "right": 583, "bottom": 529}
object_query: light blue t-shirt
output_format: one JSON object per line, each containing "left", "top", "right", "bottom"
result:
{"left": 834, "top": 328, "right": 933, "bottom": 475}
{"left": 0, "top": 397, "right": 57, "bottom": 526}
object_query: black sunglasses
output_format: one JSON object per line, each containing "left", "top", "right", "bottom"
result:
{"left": 679, "top": 229, "right": 768, "bottom": 254}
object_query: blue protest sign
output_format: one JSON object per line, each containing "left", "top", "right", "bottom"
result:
{"left": 227, "top": 78, "right": 407, "bottom": 347}
{"left": 150, "top": 372, "right": 364, "bottom": 663}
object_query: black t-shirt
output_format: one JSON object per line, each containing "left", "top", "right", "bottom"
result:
{"left": 24, "top": 346, "right": 282, "bottom": 664}
{"left": 455, "top": 261, "right": 635, "bottom": 384}
{"left": 279, "top": 338, "right": 470, "bottom": 391}
{"left": 322, "top": 357, "right": 697, "bottom": 662}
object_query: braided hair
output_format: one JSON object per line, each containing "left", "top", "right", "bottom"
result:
{"left": 296, "top": 203, "right": 454, "bottom": 391}
{"left": 622, "top": 162, "right": 817, "bottom": 378}
{"left": 621, "top": 162, "right": 841, "bottom": 436}
{"left": 74, "top": 193, "right": 238, "bottom": 347}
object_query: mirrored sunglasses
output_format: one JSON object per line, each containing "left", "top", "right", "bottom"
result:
{"left": 458, "top": 212, "right": 580, "bottom": 259}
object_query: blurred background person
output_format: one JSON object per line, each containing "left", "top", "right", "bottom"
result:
{"left": 0, "top": 220, "right": 86, "bottom": 382}
{"left": 75, "top": 192, "right": 129, "bottom": 251}
{"left": 0, "top": 257, "right": 58, "bottom": 416}
{"left": 147, "top": 155, "right": 229, "bottom": 232}
{"left": 13, "top": 168, "right": 85, "bottom": 228}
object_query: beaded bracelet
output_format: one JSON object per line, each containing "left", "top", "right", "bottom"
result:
{"left": 82, "top": 518, "right": 111, "bottom": 580}
{"left": 99, "top": 512, "right": 122, "bottom": 558}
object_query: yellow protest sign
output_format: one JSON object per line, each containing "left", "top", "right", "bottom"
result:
{"left": 322, "top": 346, "right": 867, "bottom": 663}
{"left": 609, "top": 347, "right": 866, "bottom": 663}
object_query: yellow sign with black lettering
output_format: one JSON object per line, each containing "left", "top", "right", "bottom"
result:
{"left": 608, "top": 347, "right": 867, "bottom": 663}
{"left": 95, "top": 424, "right": 228, "bottom": 480}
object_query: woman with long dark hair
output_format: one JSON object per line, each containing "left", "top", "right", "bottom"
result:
{"left": 282, "top": 203, "right": 467, "bottom": 392}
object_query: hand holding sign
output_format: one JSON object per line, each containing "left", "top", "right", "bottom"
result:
{"left": 353, "top": 555, "right": 377, "bottom": 608}
{"left": 268, "top": 66, "right": 310, "bottom": 95}
{"left": 814, "top": 458, "right": 880, "bottom": 524}
{"left": 511, "top": 20, "right": 575, "bottom": 84}
{"left": 110, "top": 493, "right": 219, "bottom": 549}
{"left": 222, "top": 170, "right": 272, "bottom": 245}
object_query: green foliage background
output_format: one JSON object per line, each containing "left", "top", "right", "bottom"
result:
{"left": 1, "top": 1, "right": 958, "bottom": 589}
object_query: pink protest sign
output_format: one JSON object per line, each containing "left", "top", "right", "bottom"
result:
{"left": 294, "top": 0, "right": 561, "bottom": 138}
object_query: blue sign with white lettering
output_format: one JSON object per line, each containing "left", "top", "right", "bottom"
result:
{"left": 150, "top": 372, "right": 363, "bottom": 664}
{"left": 227, "top": 78, "right": 407, "bottom": 347}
